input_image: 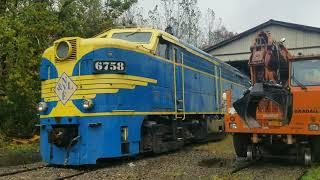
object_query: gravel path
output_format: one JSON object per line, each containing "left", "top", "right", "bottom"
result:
{"left": 0, "top": 136, "right": 308, "bottom": 180}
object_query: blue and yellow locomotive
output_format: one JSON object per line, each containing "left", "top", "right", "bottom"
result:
{"left": 38, "top": 28, "right": 249, "bottom": 165}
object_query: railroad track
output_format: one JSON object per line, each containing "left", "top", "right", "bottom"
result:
{"left": 230, "top": 159, "right": 257, "bottom": 174}
{"left": 0, "top": 155, "right": 139, "bottom": 179}
{"left": 54, "top": 169, "right": 95, "bottom": 180}
{"left": 0, "top": 165, "right": 98, "bottom": 180}
{"left": 0, "top": 164, "right": 47, "bottom": 177}
{"left": 230, "top": 157, "right": 309, "bottom": 179}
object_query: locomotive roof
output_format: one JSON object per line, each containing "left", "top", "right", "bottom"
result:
{"left": 96, "top": 27, "right": 245, "bottom": 77}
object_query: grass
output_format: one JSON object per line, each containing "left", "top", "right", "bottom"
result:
{"left": 0, "top": 135, "right": 39, "bottom": 155}
{"left": 302, "top": 165, "right": 320, "bottom": 180}
{"left": 0, "top": 135, "right": 40, "bottom": 166}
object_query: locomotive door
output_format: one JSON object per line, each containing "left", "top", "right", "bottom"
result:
{"left": 173, "top": 47, "right": 185, "bottom": 120}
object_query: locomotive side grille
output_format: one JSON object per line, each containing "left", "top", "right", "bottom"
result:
{"left": 68, "top": 39, "right": 77, "bottom": 60}
{"left": 55, "top": 38, "right": 78, "bottom": 61}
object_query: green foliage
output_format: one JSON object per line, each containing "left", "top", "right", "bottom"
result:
{"left": 105, "top": 0, "right": 138, "bottom": 20}
{"left": 302, "top": 165, "right": 320, "bottom": 180}
{"left": 0, "top": 141, "right": 39, "bottom": 155}
{"left": 0, "top": 0, "right": 136, "bottom": 137}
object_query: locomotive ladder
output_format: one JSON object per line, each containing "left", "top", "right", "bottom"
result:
{"left": 174, "top": 51, "right": 185, "bottom": 120}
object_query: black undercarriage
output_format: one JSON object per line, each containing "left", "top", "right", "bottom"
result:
{"left": 140, "top": 115, "right": 225, "bottom": 154}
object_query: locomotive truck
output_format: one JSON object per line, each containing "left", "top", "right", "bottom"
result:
{"left": 224, "top": 31, "right": 320, "bottom": 165}
{"left": 38, "top": 27, "right": 250, "bottom": 165}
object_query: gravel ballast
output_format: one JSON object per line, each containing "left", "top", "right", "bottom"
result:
{"left": 0, "top": 136, "right": 307, "bottom": 180}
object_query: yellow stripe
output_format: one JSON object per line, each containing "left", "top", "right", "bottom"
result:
{"left": 41, "top": 74, "right": 157, "bottom": 102}
{"left": 41, "top": 74, "right": 157, "bottom": 100}
{"left": 42, "top": 80, "right": 146, "bottom": 91}
{"left": 43, "top": 94, "right": 97, "bottom": 102}
{"left": 76, "top": 79, "right": 148, "bottom": 86}
{"left": 41, "top": 88, "right": 54, "bottom": 94}
{"left": 40, "top": 111, "right": 223, "bottom": 118}
{"left": 72, "top": 74, "right": 157, "bottom": 83}
{"left": 42, "top": 84, "right": 135, "bottom": 95}
{"left": 41, "top": 79, "right": 58, "bottom": 86}
{"left": 41, "top": 74, "right": 157, "bottom": 86}
{"left": 42, "top": 89, "right": 119, "bottom": 98}
{"left": 79, "top": 84, "right": 135, "bottom": 90}
{"left": 75, "top": 89, "right": 119, "bottom": 95}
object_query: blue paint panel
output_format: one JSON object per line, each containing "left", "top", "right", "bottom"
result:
{"left": 40, "top": 58, "right": 58, "bottom": 80}
{"left": 69, "top": 48, "right": 248, "bottom": 114}
{"left": 40, "top": 116, "right": 143, "bottom": 165}
{"left": 73, "top": 86, "right": 154, "bottom": 113}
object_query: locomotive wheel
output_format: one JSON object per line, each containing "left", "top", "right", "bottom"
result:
{"left": 233, "top": 133, "right": 251, "bottom": 158}
{"left": 246, "top": 145, "right": 256, "bottom": 161}
{"left": 311, "top": 135, "right": 320, "bottom": 162}
{"left": 304, "top": 148, "right": 312, "bottom": 166}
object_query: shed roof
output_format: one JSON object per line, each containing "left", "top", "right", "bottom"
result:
{"left": 203, "top": 19, "right": 320, "bottom": 52}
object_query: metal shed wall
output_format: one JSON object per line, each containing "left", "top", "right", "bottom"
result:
{"left": 209, "top": 25, "right": 320, "bottom": 62}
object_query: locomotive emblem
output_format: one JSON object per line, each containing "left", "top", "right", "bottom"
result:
{"left": 54, "top": 73, "right": 78, "bottom": 104}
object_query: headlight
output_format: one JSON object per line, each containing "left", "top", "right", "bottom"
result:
{"left": 82, "top": 99, "right": 94, "bottom": 110}
{"left": 56, "top": 41, "right": 72, "bottom": 60}
{"left": 38, "top": 102, "right": 48, "bottom": 112}
{"left": 229, "top": 122, "right": 237, "bottom": 129}
{"left": 222, "top": 92, "right": 227, "bottom": 101}
{"left": 309, "top": 123, "right": 319, "bottom": 131}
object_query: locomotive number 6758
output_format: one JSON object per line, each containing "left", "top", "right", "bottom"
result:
{"left": 94, "top": 61, "right": 125, "bottom": 73}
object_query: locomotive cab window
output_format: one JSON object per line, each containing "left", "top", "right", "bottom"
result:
{"left": 156, "top": 38, "right": 170, "bottom": 60}
{"left": 111, "top": 32, "right": 152, "bottom": 43}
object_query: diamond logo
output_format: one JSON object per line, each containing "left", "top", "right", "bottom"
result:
{"left": 54, "top": 73, "right": 78, "bottom": 104}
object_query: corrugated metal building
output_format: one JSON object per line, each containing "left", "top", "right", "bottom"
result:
{"left": 203, "top": 19, "right": 320, "bottom": 75}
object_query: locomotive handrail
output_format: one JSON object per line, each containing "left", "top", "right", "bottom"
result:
{"left": 182, "top": 53, "right": 186, "bottom": 120}
{"left": 215, "top": 66, "right": 219, "bottom": 112}
{"left": 174, "top": 55, "right": 177, "bottom": 118}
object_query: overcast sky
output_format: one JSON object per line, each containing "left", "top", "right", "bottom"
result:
{"left": 138, "top": 0, "right": 320, "bottom": 33}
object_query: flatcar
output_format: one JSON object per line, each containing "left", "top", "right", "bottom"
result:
{"left": 38, "top": 27, "right": 250, "bottom": 165}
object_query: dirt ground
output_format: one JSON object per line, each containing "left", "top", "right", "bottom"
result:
{"left": 0, "top": 136, "right": 308, "bottom": 180}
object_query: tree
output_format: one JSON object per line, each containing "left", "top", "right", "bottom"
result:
{"left": 0, "top": 2, "right": 62, "bottom": 137}
{"left": 145, "top": 0, "right": 202, "bottom": 46}
{"left": 202, "top": 8, "right": 237, "bottom": 48}
{"left": 119, "top": 0, "right": 236, "bottom": 48}
{"left": 117, "top": 3, "right": 146, "bottom": 26}
{"left": 0, "top": 0, "right": 137, "bottom": 137}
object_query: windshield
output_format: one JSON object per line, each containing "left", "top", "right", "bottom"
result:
{"left": 111, "top": 32, "right": 152, "bottom": 43}
{"left": 291, "top": 59, "right": 320, "bottom": 86}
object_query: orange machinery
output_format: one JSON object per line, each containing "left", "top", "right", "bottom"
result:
{"left": 224, "top": 31, "right": 320, "bottom": 165}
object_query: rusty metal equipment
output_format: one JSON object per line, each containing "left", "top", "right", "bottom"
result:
{"left": 225, "top": 31, "right": 320, "bottom": 165}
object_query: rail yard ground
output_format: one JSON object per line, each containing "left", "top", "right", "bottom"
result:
{"left": 0, "top": 136, "right": 317, "bottom": 180}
